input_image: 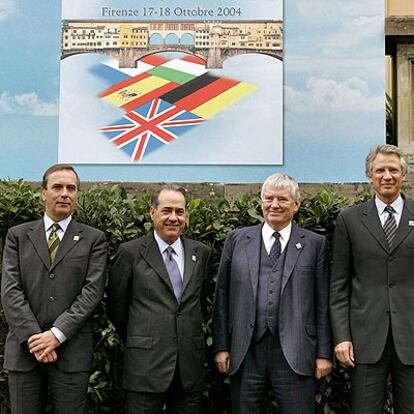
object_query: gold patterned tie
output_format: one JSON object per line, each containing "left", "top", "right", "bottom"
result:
{"left": 48, "top": 223, "right": 61, "bottom": 263}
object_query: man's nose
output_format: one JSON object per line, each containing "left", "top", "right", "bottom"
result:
{"left": 383, "top": 170, "right": 392, "bottom": 179}
{"left": 271, "top": 198, "right": 281, "bottom": 208}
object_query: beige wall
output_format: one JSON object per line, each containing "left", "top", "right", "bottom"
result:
{"left": 386, "top": 0, "right": 414, "bottom": 16}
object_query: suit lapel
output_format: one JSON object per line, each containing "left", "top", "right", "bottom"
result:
{"left": 27, "top": 219, "right": 50, "bottom": 269}
{"left": 50, "top": 219, "right": 83, "bottom": 270}
{"left": 281, "top": 226, "right": 304, "bottom": 293}
{"left": 141, "top": 232, "right": 175, "bottom": 295}
{"left": 390, "top": 200, "right": 414, "bottom": 253}
{"left": 361, "top": 199, "right": 389, "bottom": 254}
{"left": 181, "top": 238, "right": 196, "bottom": 300}
{"left": 244, "top": 224, "right": 262, "bottom": 301}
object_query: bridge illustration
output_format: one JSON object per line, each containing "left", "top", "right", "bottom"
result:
{"left": 61, "top": 20, "right": 283, "bottom": 68}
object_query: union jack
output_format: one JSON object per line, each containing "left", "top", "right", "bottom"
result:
{"left": 100, "top": 98, "right": 205, "bottom": 162}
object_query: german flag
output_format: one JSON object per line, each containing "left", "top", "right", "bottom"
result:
{"left": 161, "top": 73, "right": 257, "bottom": 119}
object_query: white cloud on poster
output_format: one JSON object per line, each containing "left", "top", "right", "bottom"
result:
{"left": 285, "top": 77, "right": 383, "bottom": 113}
{"left": 0, "top": 92, "right": 58, "bottom": 116}
{"left": 322, "top": 14, "right": 383, "bottom": 53}
{"left": 0, "top": 0, "right": 16, "bottom": 20}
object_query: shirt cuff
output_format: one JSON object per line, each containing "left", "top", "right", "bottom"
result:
{"left": 51, "top": 327, "right": 67, "bottom": 344}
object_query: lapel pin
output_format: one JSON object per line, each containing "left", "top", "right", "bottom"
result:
{"left": 192, "top": 255, "right": 197, "bottom": 262}
{"left": 409, "top": 220, "right": 414, "bottom": 227}
{"left": 295, "top": 243, "right": 302, "bottom": 250}
{"left": 73, "top": 235, "right": 80, "bottom": 241}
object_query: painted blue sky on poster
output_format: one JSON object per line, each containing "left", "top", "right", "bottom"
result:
{"left": 0, "top": 0, "right": 384, "bottom": 182}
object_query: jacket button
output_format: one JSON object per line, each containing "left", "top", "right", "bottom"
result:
{"left": 49, "top": 296, "right": 55, "bottom": 302}
{"left": 49, "top": 274, "right": 55, "bottom": 280}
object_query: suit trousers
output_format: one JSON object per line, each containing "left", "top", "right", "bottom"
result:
{"left": 126, "top": 360, "right": 202, "bottom": 414}
{"left": 230, "top": 331, "right": 315, "bottom": 414}
{"left": 8, "top": 364, "right": 90, "bottom": 414}
{"left": 352, "top": 330, "right": 414, "bottom": 414}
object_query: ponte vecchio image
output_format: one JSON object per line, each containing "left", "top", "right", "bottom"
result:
{"left": 61, "top": 20, "right": 283, "bottom": 68}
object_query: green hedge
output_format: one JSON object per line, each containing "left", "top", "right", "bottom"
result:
{"left": 0, "top": 180, "right": 390, "bottom": 413}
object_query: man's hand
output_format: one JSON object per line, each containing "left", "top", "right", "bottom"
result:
{"left": 28, "top": 330, "right": 60, "bottom": 360}
{"left": 334, "top": 341, "right": 355, "bottom": 367}
{"left": 215, "top": 351, "right": 230, "bottom": 374}
{"left": 315, "top": 358, "right": 332, "bottom": 379}
{"left": 34, "top": 349, "right": 58, "bottom": 364}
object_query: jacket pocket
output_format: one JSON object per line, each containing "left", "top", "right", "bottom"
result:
{"left": 126, "top": 335, "right": 153, "bottom": 349}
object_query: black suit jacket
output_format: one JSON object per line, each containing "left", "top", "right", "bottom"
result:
{"left": 107, "top": 231, "right": 212, "bottom": 393}
{"left": 1, "top": 218, "right": 107, "bottom": 372}
{"left": 213, "top": 224, "right": 332, "bottom": 376}
{"left": 330, "top": 198, "right": 414, "bottom": 364}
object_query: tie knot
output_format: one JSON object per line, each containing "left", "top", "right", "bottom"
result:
{"left": 385, "top": 205, "right": 395, "bottom": 214}
{"left": 50, "top": 223, "right": 60, "bottom": 233}
{"left": 166, "top": 246, "right": 175, "bottom": 259}
{"left": 273, "top": 232, "right": 280, "bottom": 240}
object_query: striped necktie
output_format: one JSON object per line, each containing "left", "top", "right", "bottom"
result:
{"left": 48, "top": 223, "right": 61, "bottom": 263}
{"left": 383, "top": 205, "right": 397, "bottom": 247}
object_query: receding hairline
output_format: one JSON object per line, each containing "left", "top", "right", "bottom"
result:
{"left": 151, "top": 185, "right": 187, "bottom": 208}
{"left": 41, "top": 164, "right": 80, "bottom": 189}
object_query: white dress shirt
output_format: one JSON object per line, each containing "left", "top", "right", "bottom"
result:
{"left": 262, "top": 221, "right": 292, "bottom": 255}
{"left": 153, "top": 231, "right": 185, "bottom": 280}
{"left": 375, "top": 195, "right": 403, "bottom": 227}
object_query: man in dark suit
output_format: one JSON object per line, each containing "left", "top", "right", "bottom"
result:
{"left": 330, "top": 144, "right": 414, "bottom": 413}
{"left": 107, "top": 185, "right": 211, "bottom": 414}
{"left": 1, "top": 164, "right": 107, "bottom": 414}
{"left": 213, "top": 173, "right": 332, "bottom": 414}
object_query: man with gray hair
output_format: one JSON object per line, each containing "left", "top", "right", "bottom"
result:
{"left": 330, "top": 144, "right": 414, "bottom": 413}
{"left": 213, "top": 173, "right": 332, "bottom": 413}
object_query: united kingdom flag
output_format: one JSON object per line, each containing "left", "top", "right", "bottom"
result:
{"left": 100, "top": 98, "right": 205, "bottom": 162}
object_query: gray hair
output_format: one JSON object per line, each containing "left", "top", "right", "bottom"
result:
{"left": 365, "top": 144, "right": 408, "bottom": 178}
{"left": 261, "top": 173, "right": 300, "bottom": 202}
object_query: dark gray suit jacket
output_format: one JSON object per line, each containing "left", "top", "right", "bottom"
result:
{"left": 107, "top": 231, "right": 212, "bottom": 393}
{"left": 330, "top": 198, "right": 414, "bottom": 365}
{"left": 1, "top": 218, "right": 107, "bottom": 372}
{"left": 213, "top": 224, "right": 332, "bottom": 376}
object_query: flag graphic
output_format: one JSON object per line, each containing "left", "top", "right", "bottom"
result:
{"left": 97, "top": 53, "right": 256, "bottom": 161}
{"left": 100, "top": 98, "right": 205, "bottom": 161}
{"left": 161, "top": 72, "right": 257, "bottom": 119}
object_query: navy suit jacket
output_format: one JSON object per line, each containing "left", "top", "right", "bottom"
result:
{"left": 213, "top": 223, "right": 332, "bottom": 376}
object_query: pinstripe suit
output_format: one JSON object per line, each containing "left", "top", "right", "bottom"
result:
{"left": 213, "top": 223, "right": 331, "bottom": 413}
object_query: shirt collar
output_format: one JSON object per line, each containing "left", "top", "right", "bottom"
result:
{"left": 44, "top": 214, "right": 72, "bottom": 233}
{"left": 153, "top": 230, "right": 183, "bottom": 257}
{"left": 262, "top": 220, "right": 292, "bottom": 242}
{"left": 375, "top": 195, "right": 403, "bottom": 216}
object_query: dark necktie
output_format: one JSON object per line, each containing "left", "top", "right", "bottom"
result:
{"left": 48, "top": 223, "right": 61, "bottom": 263}
{"left": 383, "top": 205, "right": 397, "bottom": 247}
{"left": 269, "top": 232, "right": 281, "bottom": 266}
{"left": 165, "top": 246, "right": 183, "bottom": 303}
